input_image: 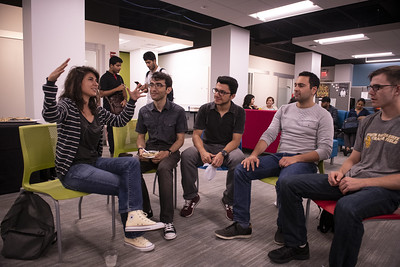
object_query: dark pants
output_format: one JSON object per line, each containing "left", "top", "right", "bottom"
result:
{"left": 344, "top": 132, "right": 356, "bottom": 149}
{"left": 280, "top": 173, "right": 400, "bottom": 267}
{"left": 139, "top": 151, "right": 180, "bottom": 223}
{"left": 107, "top": 125, "right": 114, "bottom": 155}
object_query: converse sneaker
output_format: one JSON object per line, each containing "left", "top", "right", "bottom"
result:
{"left": 215, "top": 222, "right": 252, "bottom": 240}
{"left": 180, "top": 195, "right": 200, "bottom": 217}
{"left": 124, "top": 236, "right": 155, "bottom": 252}
{"left": 268, "top": 243, "right": 310, "bottom": 264}
{"left": 221, "top": 198, "right": 233, "bottom": 221}
{"left": 125, "top": 210, "right": 164, "bottom": 232}
{"left": 163, "top": 222, "right": 177, "bottom": 240}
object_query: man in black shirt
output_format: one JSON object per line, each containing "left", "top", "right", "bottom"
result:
{"left": 99, "top": 56, "right": 127, "bottom": 156}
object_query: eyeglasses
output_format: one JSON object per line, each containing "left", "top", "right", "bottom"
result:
{"left": 367, "top": 84, "right": 397, "bottom": 92}
{"left": 212, "top": 88, "right": 231, "bottom": 96}
{"left": 149, "top": 82, "right": 166, "bottom": 89}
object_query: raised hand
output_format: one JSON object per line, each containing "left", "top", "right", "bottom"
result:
{"left": 129, "top": 82, "right": 146, "bottom": 101}
{"left": 48, "top": 58, "right": 70, "bottom": 82}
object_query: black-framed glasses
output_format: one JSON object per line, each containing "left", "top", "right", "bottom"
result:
{"left": 149, "top": 82, "right": 166, "bottom": 89}
{"left": 367, "top": 84, "right": 397, "bottom": 92}
{"left": 212, "top": 88, "right": 231, "bottom": 96}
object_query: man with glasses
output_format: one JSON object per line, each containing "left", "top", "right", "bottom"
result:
{"left": 136, "top": 72, "right": 187, "bottom": 240}
{"left": 180, "top": 76, "right": 246, "bottom": 221}
{"left": 215, "top": 71, "right": 333, "bottom": 246}
{"left": 264, "top": 66, "right": 400, "bottom": 266}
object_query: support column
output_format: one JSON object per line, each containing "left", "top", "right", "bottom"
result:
{"left": 211, "top": 25, "right": 249, "bottom": 105}
{"left": 23, "top": 0, "right": 85, "bottom": 121}
{"left": 294, "top": 52, "right": 321, "bottom": 78}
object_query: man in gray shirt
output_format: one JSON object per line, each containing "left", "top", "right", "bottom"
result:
{"left": 215, "top": 71, "right": 333, "bottom": 242}
{"left": 266, "top": 66, "right": 400, "bottom": 266}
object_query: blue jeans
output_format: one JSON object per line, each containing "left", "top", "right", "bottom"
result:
{"left": 62, "top": 157, "right": 144, "bottom": 238}
{"left": 233, "top": 153, "right": 317, "bottom": 226}
{"left": 280, "top": 173, "right": 400, "bottom": 267}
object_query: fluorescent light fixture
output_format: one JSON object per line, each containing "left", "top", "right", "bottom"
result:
{"left": 314, "top": 34, "right": 368, "bottom": 45}
{"left": 352, "top": 52, "right": 393, "bottom": 58}
{"left": 366, "top": 58, "right": 400, "bottom": 63}
{"left": 0, "top": 30, "right": 23, "bottom": 40}
{"left": 119, "top": 38, "right": 130, "bottom": 45}
{"left": 249, "top": 0, "right": 322, "bottom": 22}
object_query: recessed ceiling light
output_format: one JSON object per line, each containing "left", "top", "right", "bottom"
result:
{"left": 314, "top": 34, "right": 368, "bottom": 45}
{"left": 249, "top": 1, "right": 322, "bottom": 22}
{"left": 352, "top": 52, "right": 393, "bottom": 58}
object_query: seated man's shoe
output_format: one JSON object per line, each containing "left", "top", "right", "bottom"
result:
{"left": 180, "top": 195, "right": 200, "bottom": 217}
{"left": 163, "top": 222, "right": 177, "bottom": 240}
{"left": 274, "top": 228, "right": 284, "bottom": 246}
{"left": 221, "top": 198, "right": 233, "bottom": 221}
{"left": 145, "top": 209, "right": 153, "bottom": 219}
{"left": 124, "top": 236, "right": 155, "bottom": 252}
{"left": 268, "top": 243, "right": 310, "bottom": 264}
{"left": 215, "top": 222, "right": 252, "bottom": 240}
{"left": 125, "top": 210, "right": 164, "bottom": 232}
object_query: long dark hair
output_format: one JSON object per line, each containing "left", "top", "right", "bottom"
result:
{"left": 243, "top": 94, "right": 255, "bottom": 109}
{"left": 60, "top": 66, "right": 99, "bottom": 114}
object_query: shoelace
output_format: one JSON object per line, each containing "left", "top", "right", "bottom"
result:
{"left": 183, "top": 200, "right": 192, "bottom": 209}
{"left": 164, "top": 223, "right": 175, "bottom": 232}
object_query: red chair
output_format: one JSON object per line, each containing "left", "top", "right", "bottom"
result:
{"left": 313, "top": 199, "right": 400, "bottom": 221}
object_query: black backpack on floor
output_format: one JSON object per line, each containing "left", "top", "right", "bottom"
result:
{"left": 1, "top": 191, "right": 57, "bottom": 260}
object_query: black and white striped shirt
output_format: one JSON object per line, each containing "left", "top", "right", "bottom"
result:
{"left": 42, "top": 83, "right": 136, "bottom": 178}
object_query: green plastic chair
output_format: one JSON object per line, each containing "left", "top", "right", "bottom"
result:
{"left": 113, "top": 120, "right": 178, "bottom": 208}
{"left": 260, "top": 160, "right": 325, "bottom": 226}
{"left": 19, "top": 123, "right": 115, "bottom": 262}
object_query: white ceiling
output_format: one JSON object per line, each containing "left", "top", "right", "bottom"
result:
{"left": 119, "top": 29, "right": 193, "bottom": 54}
{"left": 161, "top": 0, "right": 400, "bottom": 62}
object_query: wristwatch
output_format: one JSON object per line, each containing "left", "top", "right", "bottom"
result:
{"left": 221, "top": 150, "right": 228, "bottom": 158}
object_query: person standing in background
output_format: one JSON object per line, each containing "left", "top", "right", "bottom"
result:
{"left": 142, "top": 51, "right": 172, "bottom": 103}
{"left": 99, "top": 56, "right": 127, "bottom": 157}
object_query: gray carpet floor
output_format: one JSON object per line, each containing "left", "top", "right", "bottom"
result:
{"left": 0, "top": 136, "right": 399, "bottom": 266}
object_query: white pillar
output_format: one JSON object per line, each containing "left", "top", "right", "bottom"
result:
{"left": 334, "top": 64, "right": 353, "bottom": 82}
{"left": 211, "top": 25, "right": 250, "bottom": 106}
{"left": 294, "top": 52, "right": 321, "bottom": 79}
{"left": 23, "top": 0, "right": 85, "bottom": 121}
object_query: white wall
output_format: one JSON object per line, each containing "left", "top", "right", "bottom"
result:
{"left": 0, "top": 4, "right": 25, "bottom": 117}
{"left": 159, "top": 48, "right": 294, "bottom": 110}
{"left": 249, "top": 55, "right": 294, "bottom": 108}
{"left": 159, "top": 47, "right": 211, "bottom": 110}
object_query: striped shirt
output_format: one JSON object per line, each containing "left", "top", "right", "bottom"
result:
{"left": 42, "top": 83, "right": 136, "bottom": 178}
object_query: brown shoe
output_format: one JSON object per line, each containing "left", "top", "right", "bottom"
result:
{"left": 221, "top": 199, "right": 233, "bottom": 221}
{"left": 180, "top": 195, "right": 200, "bottom": 217}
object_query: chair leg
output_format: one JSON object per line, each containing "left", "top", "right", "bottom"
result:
{"left": 78, "top": 196, "right": 83, "bottom": 219}
{"left": 153, "top": 173, "right": 159, "bottom": 196}
{"left": 174, "top": 167, "right": 177, "bottom": 209}
{"left": 305, "top": 198, "right": 311, "bottom": 229}
{"left": 107, "top": 195, "right": 110, "bottom": 204}
{"left": 111, "top": 196, "right": 116, "bottom": 238}
{"left": 54, "top": 200, "right": 63, "bottom": 262}
{"left": 330, "top": 157, "right": 334, "bottom": 165}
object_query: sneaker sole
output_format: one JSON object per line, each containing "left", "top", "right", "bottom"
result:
{"left": 215, "top": 233, "right": 251, "bottom": 240}
{"left": 180, "top": 198, "right": 201, "bottom": 218}
{"left": 124, "top": 240, "right": 155, "bottom": 252}
{"left": 164, "top": 233, "right": 177, "bottom": 240}
{"left": 125, "top": 222, "right": 165, "bottom": 232}
{"left": 220, "top": 199, "right": 233, "bottom": 221}
{"left": 269, "top": 254, "right": 309, "bottom": 264}
{"left": 274, "top": 240, "right": 285, "bottom": 246}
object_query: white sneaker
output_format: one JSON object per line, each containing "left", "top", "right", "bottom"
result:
{"left": 124, "top": 236, "right": 154, "bottom": 252}
{"left": 125, "top": 210, "right": 164, "bottom": 232}
{"left": 163, "top": 223, "right": 177, "bottom": 240}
